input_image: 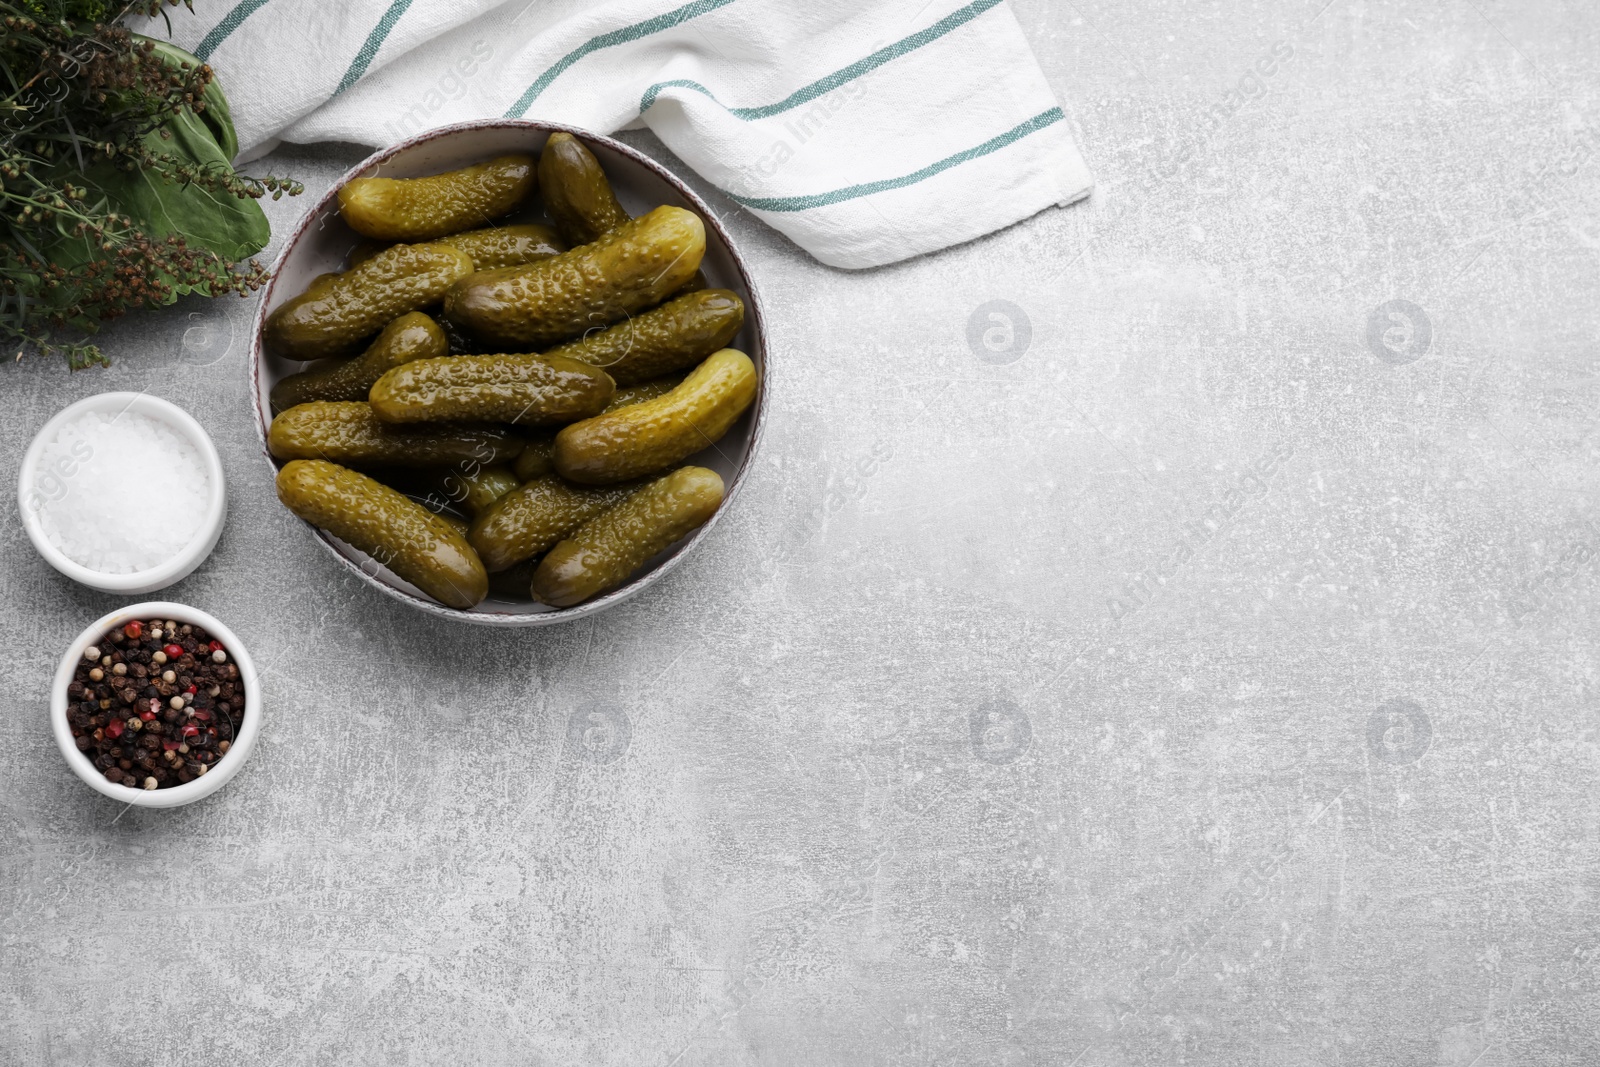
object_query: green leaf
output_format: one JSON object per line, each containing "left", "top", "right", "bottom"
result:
{"left": 34, "top": 38, "right": 269, "bottom": 306}
{"left": 144, "top": 38, "right": 240, "bottom": 162}
{"left": 114, "top": 107, "right": 269, "bottom": 269}
{"left": 115, "top": 38, "right": 265, "bottom": 266}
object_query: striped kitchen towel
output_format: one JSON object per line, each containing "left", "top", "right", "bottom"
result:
{"left": 130, "top": 0, "right": 1093, "bottom": 269}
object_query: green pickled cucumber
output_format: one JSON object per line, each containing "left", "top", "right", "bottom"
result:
{"left": 468, "top": 476, "right": 637, "bottom": 572}
{"left": 427, "top": 464, "right": 523, "bottom": 516}
{"left": 554, "top": 349, "right": 756, "bottom": 484}
{"left": 443, "top": 206, "right": 705, "bottom": 350}
{"left": 368, "top": 353, "right": 614, "bottom": 426}
{"left": 435, "top": 510, "right": 471, "bottom": 537}
{"left": 538, "top": 132, "right": 630, "bottom": 247}
{"left": 542, "top": 289, "right": 743, "bottom": 387}
{"left": 512, "top": 435, "right": 556, "bottom": 481}
{"left": 437, "top": 224, "right": 565, "bottom": 270}
{"left": 265, "top": 243, "right": 474, "bottom": 360}
{"left": 338, "top": 154, "right": 536, "bottom": 242}
{"left": 531, "top": 466, "right": 724, "bottom": 607}
{"left": 536, "top": 133, "right": 708, "bottom": 294}
{"left": 270, "top": 312, "right": 446, "bottom": 413}
{"left": 602, "top": 373, "right": 686, "bottom": 413}
{"left": 269, "top": 401, "right": 524, "bottom": 467}
{"left": 276, "top": 460, "right": 488, "bottom": 609}
{"left": 350, "top": 226, "right": 561, "bottom": 271}
{"left": 373, "top": 463, "right": 520, "bottom": 519}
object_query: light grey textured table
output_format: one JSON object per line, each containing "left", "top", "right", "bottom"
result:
{"left": 5, "top": 2, "right": 1600, "bottom": 1063}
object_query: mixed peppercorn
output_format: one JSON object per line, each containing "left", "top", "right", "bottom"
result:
{"left": 65, "top": 617, "right": 244, "bottom": 790}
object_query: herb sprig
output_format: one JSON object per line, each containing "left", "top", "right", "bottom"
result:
{"left": 2, "top": 1, "right": 300, "bottom": 368}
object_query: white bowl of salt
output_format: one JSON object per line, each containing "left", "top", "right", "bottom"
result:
{"left": 18, "top": 393, "right": 226, "bottom": 595}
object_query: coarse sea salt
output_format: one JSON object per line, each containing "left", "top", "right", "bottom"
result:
{"left": 30, "top": 410, "right": 210, "bottom": 574}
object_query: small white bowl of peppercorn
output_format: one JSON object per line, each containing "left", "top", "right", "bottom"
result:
{"left": 52, "top": 602, "right": 260, "bottom": 808}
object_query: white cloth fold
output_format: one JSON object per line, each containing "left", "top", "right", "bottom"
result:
{"left": 132, "top": 0, "right": 1093, "bottom": 269}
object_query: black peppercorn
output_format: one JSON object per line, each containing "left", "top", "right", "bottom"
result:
{"left": 64, "top": 617, "right": 245, "bottom": 792}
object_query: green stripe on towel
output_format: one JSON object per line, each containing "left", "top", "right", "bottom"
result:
{"left": 638, "top": 0, "right": 1004, "bottom": 118}
{"left": 334, "top": 0, "right": 419, "bottom": 95}
{"left": 505, "top": 0, "right": 739, "bottom": 118}
{"left": 335, "top": 0, "right": 418, "bottom": 96}
{"left": 728, "top": 108, "right": 1066, "bottom": 212}
{"left": 194, "top": 0, "right": 274, "bottom": 62}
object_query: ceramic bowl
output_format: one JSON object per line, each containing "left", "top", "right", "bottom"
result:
{"left": 251, "top": 120, "right": 767, "bottom": 626}
{"left": 52, "top": 601, "right": 261, "bottom": 808}
{"left": 18, "top": 392, "right": 227, "bottom": 595}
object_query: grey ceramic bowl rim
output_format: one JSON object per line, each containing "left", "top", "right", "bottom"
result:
{"left": 248, "top": 119, "right": 769, "bottom": 626}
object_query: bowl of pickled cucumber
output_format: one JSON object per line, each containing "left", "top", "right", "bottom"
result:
{"left": 250, "top": 122, "right": 766, "bottom": 624}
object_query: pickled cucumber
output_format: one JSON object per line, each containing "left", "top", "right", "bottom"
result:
{"left": 431, "top": 464, "right": 523, "bottom": 516}
{"left": 264, "top": 243, "right": 474, "bottom": 360}
{"left": 276, "top": 459, "right": 488, "bottom": 609}
{"left": 269, "top": 401, "right": 524, "bottom": 467}
{"left": 443, "top": 206, "right": 705, "bottom": 350}
{"left": 368, "top": 353, "right": 614, "bottom": 426}
{"left": 602, "top": 373, "right": 686, "bottom": 413}
{"left": 468, "top": 476, "right": 637, "bottom": 572}
{"left": 512, "top": 435, "right": 556, "bottom": 481}
{"left": 542, "top": 289, "right": 743, "bottom": 386}
{"left": 536, "top": 133, "right": 707, "bottom": 295}
{"left": 270, "top": 312, "right": 446, "bottom": 413}
{"left": 338, "top": 154, "right": 536, "bottom": 242}
{"left": 538, "top": 132, "right": 629, "bottom": 247}
{"left": 435, "top": 510, "right": 471, "bottom": 537}
{"left": 349, "top": 226, "right": 561, "bottom": 273}
{"left": 554, "top": 349, "right": 756, "bottom": 484}
{"left": 374, "top": 463, "right": 520, "bottom": 519}
{"left": 531, "top": 466, "right": 724, "bottom": 607}
{"left": 437, "top": 223, "right": 565, "bottom": 270}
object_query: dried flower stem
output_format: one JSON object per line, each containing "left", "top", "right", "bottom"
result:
{"left": 2, "top": 1, "right": 302, "bottom": 368}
